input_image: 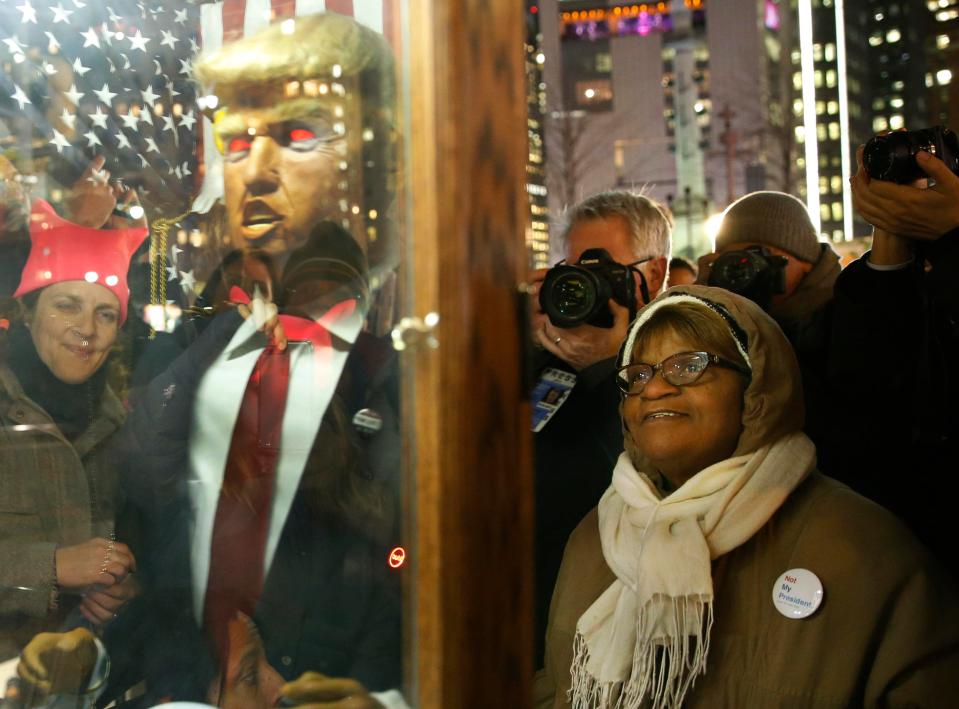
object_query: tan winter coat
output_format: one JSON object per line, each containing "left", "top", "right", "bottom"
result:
{"left": 0, "top": 363, "right": 125, "bottom": 661}
{"left": 535, "top": 473, "right": 959, "bottom": 708}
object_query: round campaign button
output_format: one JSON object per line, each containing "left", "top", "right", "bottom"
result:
{"left": 352, "top": 408, "right": 384, "bottom": 436}
{"left": 771, "top": 568, "right": 824, "bottom": 619}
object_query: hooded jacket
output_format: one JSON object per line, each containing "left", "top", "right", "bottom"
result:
{"left": 535, "top": 285, "right": 959, "bottom": 708}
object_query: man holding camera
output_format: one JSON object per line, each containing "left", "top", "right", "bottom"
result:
{"left": 697, "top": 191, "right": 842, "bottom": 471}
{"left": 834, "top": 141, "right": 959, "bottom": 578}
{"left": 530, "top": 190, "right": 671, "bottom": 665}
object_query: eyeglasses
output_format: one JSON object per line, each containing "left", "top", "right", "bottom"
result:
{"left": 616, "top": 351, "right": 751, "bottom": 396}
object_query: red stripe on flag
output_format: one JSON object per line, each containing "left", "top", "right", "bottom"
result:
{"left": 222, "top": 0, "right": 246, "bottom": 42}
{"left": 271, "top": 0, "right": 296, "bottom": 19}
{"left": 325, "top": 0, "right": 355, "bottom": 16}
{"left": 383, "top": 0, "right": 398, "bottom": 50}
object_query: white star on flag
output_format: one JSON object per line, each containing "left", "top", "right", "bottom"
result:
{"left": 171, "top": 244, "right": 183, "bottom": 261}
{"left": 59, "top": 108, "right": 75, "bottom": 129}
{"left": 89, "top": 106, "right": 109, "bottom": 129}
{"left": 16, "top": 1, "right": 37, "bottom": 24}
{"left": 162, "top": 114, "right": 176, "bottom": 133}
{"left": 49, "top": 129, "right": 71, "bottom": 154}
{"left": 120, "top": 110, "right": 139, "bottom": 129}
{"left": 80, "top": 26, "right": 99, "bottom": 48}
{"left": 115, "top": 132, "right": 132, "bottom": 150}
{"left": 160, "top": 30, "right": 178, "bottom": 49}
{"left": 71, "top": 57, "right": 90, "bottom": 76}
{"left": 2, "top": 38, "right": 26, "bottom": 54}
{"left": 174, "top": 7, "right": 187, "bottom": 24}
{"left": 93, "top": 83, "right": 117, "bottom": 105}
{"left": 141, "top": 84, "right": 160, "bottom": 106}
{"left": 128, "top": 29, "right": 149, "bottom": 52}
{"left": 166, "top": 264, "right": 178, "bottom": 281}
{"left": 83, "top": 130, "right": 102, "bottom": 148}
{"left": 10, "top": 86, "right": 30, "bottom": 110}
{"left": 44, "top": 31, "right": 60, "bottom": 51}
{"left": 50, "top": 2, "right": 73, "bottom": 23}
{"left": 178, "top": 110, "right": 196, "bottom": 130}
{"left": 181, "top": 162, "right": 192, "bottom": 177}
{"left": 179, "top": 270, "right": 196, "bottom": 292}
{"left": 178, "top": 57, "right": 192, "bottom": 75}
{"left": 63, "top": 83, "right": 84, "bottom": 106}
{"left": 145, "top": 137, "right": 159, "bottom": 153}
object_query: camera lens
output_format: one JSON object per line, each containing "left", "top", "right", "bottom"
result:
{"left": 711, "top": 252, "right": 759, "bottom": 292}
{"left": 549, "top": 271, "right": 596, "bottom": 320}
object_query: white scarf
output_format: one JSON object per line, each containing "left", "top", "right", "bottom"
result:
{"left": 570, "top": 431, "right": 816, "bottom": 709}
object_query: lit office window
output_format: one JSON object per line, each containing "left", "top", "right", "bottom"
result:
{"left": 937, "top": 69, "right": 953, "bottom": 85}
{"left": 886, "top": 28, "right": 901, "bottom": 43}
{"left": 937, "top": 34, "right": 950, "bottom": 49}
{"left": 873, "top": 116, "right": 889, "bottom": 132}
{"left": 832, "top": 202, "right": 843, "bottom": 221}
{"left": 827, "top": 100, "right": 838, "bottom": 115}
{"left": 890, "top": 114, "right": 905, "bottom": 130}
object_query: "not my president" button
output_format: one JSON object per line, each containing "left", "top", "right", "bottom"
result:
{"left": 772, "top": 568, "right": 824, "bottom": 619}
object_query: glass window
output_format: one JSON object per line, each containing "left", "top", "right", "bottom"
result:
{"left": 0, "top": 3, "right": 415, "bottom": 706}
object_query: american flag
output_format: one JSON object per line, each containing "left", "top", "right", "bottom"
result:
{"left": 0, "top": 0, "right": 392, "bottom": 299}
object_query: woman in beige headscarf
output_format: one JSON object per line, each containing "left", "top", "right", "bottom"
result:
{"left": 535, "top": 285, "right": 959, "bottom": 708}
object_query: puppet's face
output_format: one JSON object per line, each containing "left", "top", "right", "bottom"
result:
{"left": 220, "top": 96, "right": 363, "bottom": 258}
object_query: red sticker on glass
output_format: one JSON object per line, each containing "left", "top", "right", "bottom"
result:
{"left": 388, "top": 546, "right": 406, "bottom": 569}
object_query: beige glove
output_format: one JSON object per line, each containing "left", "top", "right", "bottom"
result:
{"left": 17, "top": 628, "right": 99, "bottom": 702}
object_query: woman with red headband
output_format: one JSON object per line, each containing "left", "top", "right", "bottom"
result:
{"left": 0, "top": 197, "right": 147, "bottom": 661}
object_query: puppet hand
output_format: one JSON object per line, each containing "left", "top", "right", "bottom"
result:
{"left": 18, "top": 629, "right": 98, "bottom": 699}
{"left": 280, "top": 672, "right": 385, "bottom": 708}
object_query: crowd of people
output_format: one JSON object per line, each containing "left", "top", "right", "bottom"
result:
{"left": 530, "top": 147, "right": 959, "bottom": 706}
{"left": 0, "top": 6, "right": 957, "bottom": 709}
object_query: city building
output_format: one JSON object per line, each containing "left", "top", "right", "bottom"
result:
{"left": 540, "top": 0, "right": 803, "bottom": 258}
{"left": 926, "top": 0, "right": 959, "bottom": 127}
{"left": 527, "top": 1, "right": 553, "bottom": 268}
{"left": 539, "top": 0, "right": 947, "bottom": 258}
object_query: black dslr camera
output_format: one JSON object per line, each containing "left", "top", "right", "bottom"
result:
{"left": 707, "top": 246, "right": 788, "bottom": 309}
{"left": 539, "top": 248, "right": 640, "bottom": 329}
{"left": 863, "top": 126, "right": 959, "bottom": 184}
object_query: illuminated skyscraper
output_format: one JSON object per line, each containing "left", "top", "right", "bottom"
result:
{"left": 527, "top": 1, "right": 552, "bottom": 269}
{"left": 926, "top": 0, "right": 959, "bottom": 125}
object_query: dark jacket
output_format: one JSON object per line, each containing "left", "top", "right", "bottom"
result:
{"left": 829, "top": 235, "right": 959, "bottom": 577}
{"left": 533, "top": 354, "right": 622, "bottom": 666}
{"left": 104, "top": 309, "right": 401, "bottom": 702}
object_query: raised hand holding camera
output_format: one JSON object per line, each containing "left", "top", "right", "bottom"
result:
{"left": 852, "top": 131, "right": 959, "bottom": 242}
